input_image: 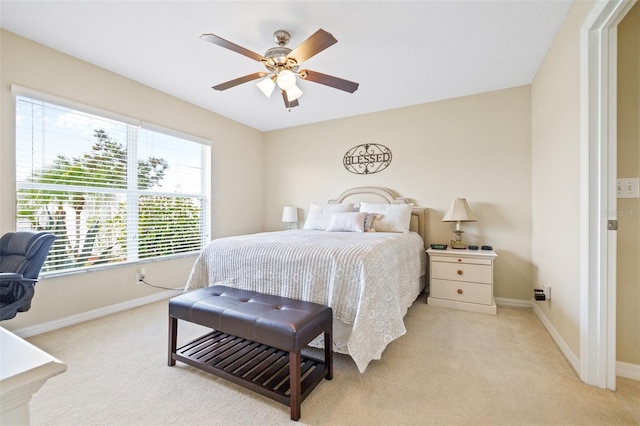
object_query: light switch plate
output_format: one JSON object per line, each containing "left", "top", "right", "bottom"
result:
{"left": 617, "top": 177, "right": 640, "bottom": 198}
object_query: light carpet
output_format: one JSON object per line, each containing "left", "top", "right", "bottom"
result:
{"left": 26, "top": 296, "right": 637, "bottom": 425}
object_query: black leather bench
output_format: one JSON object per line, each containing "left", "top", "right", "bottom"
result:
{"left": 168, "top": 285, "right": 333, "bottom": 421}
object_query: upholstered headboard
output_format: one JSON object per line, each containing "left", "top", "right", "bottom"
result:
{"left": 329, "top": 186, "right": 428, "bottom": 249}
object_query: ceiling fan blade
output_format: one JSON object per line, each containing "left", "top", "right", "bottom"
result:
{"left": 200, "top": 33, "right": 265, "bottom": 62}
{"left": 299, "top": 69, "right": 359, "bottom": 93}
{"left": 282, "top": 90, "right": 299, "bottom": 108}
{"left": 288, "top": 29, "right": 337, "bottom": 64}
{"left": 213, "top": 72, "right": 267, "bottom": 91}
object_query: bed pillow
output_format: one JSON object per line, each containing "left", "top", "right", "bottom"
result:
{"left": 359, "top": 202, "right": 413, "bottom": 233}
{"left": 303, "top": 202, "right": 355, "bottom": 230}
{"left": 326, "top": 212, "right": 367, "bottom": 232}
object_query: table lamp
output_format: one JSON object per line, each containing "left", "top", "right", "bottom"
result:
{"left": 282, "top": 206, "right": 298, "bottom": 230}
{"left": 441, "top": 198, "right": 477, "bottom": 249}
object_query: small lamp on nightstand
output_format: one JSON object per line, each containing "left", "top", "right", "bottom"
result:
{"left": 441, "top": 198, "right": 477, "bottom": 249}
{"left": 282, "top": 206, "right": 298, "bottom": 230}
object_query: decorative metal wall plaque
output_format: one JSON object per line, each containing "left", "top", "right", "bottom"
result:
{"left": 343, "top": 143, "right": 392, "bottom": 175}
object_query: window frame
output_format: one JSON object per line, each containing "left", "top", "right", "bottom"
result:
{"left": 12, "top": 85, "right": 211, "bottom": 277}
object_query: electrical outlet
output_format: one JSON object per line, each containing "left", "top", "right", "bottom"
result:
{"left": 542, "top": 283, "right": 551, "bottom": 301}
{"left": 136, "top": 268, "right": 145, "bottom": 285}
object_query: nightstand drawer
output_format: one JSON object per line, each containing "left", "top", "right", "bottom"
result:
{"left": 429, "top": 255, "right": 492, "bottom": 266}
{"left": 430, "top": 279, "right": 492, "bottom": 305}
{"left": 431, "top": 262, "right": 492, "bottom": 284}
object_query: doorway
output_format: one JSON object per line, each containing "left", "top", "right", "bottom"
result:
{"left": 581, "top": 0, "right": 636, "bottom": 391}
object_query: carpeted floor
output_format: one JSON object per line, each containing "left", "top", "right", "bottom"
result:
{"left": 26, "top": 296, "right": 638, "bottom": 425}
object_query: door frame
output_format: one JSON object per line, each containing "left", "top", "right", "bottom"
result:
{"left": 580, "top": 0, "right": 635, "bottom": 390}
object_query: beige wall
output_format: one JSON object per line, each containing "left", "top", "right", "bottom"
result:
{"left": 531, "top": 0, "right": 595, "bottom": 360}
{"left": 617, "top": 3, "right": 640, "bottom": 366}
{"left": 0, "top": 30, "right": 265, "bottom": 331}
{"left": 264, "top": 86, "right": 533, "bottom": 301}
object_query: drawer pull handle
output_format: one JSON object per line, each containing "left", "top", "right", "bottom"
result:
{"left": 457, "top": 270, "right": 463, "bottom": 275}
{"left": 457, "top": 289, "right": 463, "bottom": 295}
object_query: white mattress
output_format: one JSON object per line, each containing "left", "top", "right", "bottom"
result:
{"left": 185, "top": 230, "right": 426, "bottom": 372}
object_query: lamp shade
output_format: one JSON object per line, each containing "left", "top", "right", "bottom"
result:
{"left": 282, "top": 206, "right": 298, "bottom": 223}
{"left": 256, "top": 77, "right": 275, "bottom": 98}
{"left": 285, "top": 84, "right": 303, "bottom": 101}
{"left": 441, "top": 198, "right": 478, "bottom": 222}
{"left": 276, "top": 70, "right": 296, "bottom": 90}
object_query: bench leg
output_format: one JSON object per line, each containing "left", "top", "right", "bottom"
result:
{"left": 168, "top": 316, "right": 177, "bottom": 366}
{"left": 324, "top": 327, "right": 333, "bottom": 380}
{"left": 289, "top": 352, "right": 301, "bottom": 421}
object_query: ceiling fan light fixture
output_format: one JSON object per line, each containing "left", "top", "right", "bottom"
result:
{"left": 285, "top": 84, "right": 303, "bottom": 102}
{"left": 256, "top": 77, "right": 276, "bottom": 98}
{"left": 202, "top": 28, "right": 359, "bottom": 109}
{"left": 276, "top": 69, "right": 297, "bottom": 90}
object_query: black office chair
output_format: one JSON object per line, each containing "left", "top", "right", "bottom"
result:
{"left": 0, "top": 231, "right": 56, "bottom": 321}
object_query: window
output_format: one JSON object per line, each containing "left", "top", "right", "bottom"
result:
{"left": 15, "top": 91, "right": 211, "bottom": 274}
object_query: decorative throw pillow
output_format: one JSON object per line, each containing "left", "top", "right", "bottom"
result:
{"left": 363, "top": 212, "right": 380, "bottom": 232}
{"left": 326, "top": 212, "right": 367, "bottom": 232}
{"left": 359, "top": 202, "right": 413, "bottom": 233}
{"left": 303, "top": 202, "right": 355, "bottom": 230}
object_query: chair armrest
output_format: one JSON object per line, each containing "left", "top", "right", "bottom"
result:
{"left": 0, "top": 273, "right": 28, "bottom": 282}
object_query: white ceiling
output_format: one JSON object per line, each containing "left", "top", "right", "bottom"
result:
{"left": 0, "top": 1, "right": 571, "bottom": 132}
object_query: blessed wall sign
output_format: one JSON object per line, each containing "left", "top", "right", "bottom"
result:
{"left": 343, "top": 143, "right": 392, "bottom": 175}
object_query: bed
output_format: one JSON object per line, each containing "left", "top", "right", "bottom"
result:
{"left": 185, "top": 187, "right": 428, "bottom": 372}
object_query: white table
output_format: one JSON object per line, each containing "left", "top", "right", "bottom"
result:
{"left": 1, "top": 327, "right": 67, "bottom": 425}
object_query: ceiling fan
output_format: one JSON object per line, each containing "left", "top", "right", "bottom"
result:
{"left": 200, "top": 29, "right": 359, "bottom": 109}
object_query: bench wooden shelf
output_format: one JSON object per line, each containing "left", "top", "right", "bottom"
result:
{"left": 172, "top": 330, "right": 329, "bottom": 407}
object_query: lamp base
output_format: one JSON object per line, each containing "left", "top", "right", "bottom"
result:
{"left": 450, "top": 240, "right": 468, "bottom": 249}
{"left": 450, "top": 229, "right": 467, "bottom": 249}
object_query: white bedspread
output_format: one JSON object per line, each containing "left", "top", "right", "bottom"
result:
{"left": 185, "top": 230, "right": 426, "bottom": 372}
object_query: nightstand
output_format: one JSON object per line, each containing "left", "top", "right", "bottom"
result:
{"left": 426, "top": 248, "right": 497, "bottom": 314}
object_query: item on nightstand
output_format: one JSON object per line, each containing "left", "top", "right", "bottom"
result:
{"left": 481, "top": 245, "right": 493, "bottom": 250}
{"left": 430, "top": 244, "right": 448, "bottom": 250}
{"left": 441, "top": 198, "right": 478, "bottom": 249}
{"left": 468, "top": 245, "right": 478, "bottom": 250}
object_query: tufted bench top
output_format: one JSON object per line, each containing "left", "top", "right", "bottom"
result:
{"left": 169, "top": 285, "right": 333, "bottom": 353}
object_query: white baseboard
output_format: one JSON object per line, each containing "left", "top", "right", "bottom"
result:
{"left": 617, "top": 361, "right": 640, "bottom": 381}
{"left": 531, "top": 300, "right": 640, "bottom": 382}
{"left": 531, "top": 299, "right": 581, "bottom": 375}
{"left": 495, "top": 297, "right": 532, "bottom": 308}
{"left": 12, "top": 290, "right": 176, "bottom": 339}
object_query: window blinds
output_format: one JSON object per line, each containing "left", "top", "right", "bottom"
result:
{"left": 15, "top": 94, "right": 211, "bottom": 273}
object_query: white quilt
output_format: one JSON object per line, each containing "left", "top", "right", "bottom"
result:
{"left": 185, "top": 230, "right": 426, "bottom": 372}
